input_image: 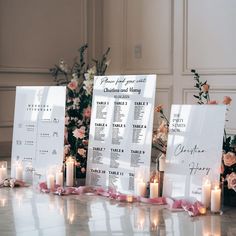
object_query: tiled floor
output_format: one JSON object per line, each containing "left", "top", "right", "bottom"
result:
{"left": 0, "top": 186, "right": 236, "bottom": 236}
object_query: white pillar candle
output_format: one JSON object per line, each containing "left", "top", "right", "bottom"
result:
{"left": 56, "top": 172, "right": 63, "bottom": 186}
{"left": 150, "top": 181, "right": 159, "bottom": 198}
{"left": 15, "top": 164, "right": 23, "bottom": 180}
{"left": 66, "top": 157, "right": 74, "bottom": 187}
{"left": 211, "top": 186, "right": 221, "bottom": 213}
{"left": 47, "top": 174, "right": 55, "bottom": 190}
{"left": 0, "top": 166, "right": 7, "bottom": 182}
{"left": 137, "top": 181, "right": 146, "bottom": 197}
{"left": 201, "top": 180, "right": 211, "bottom": 208}
{"left": 134, "top": 177, "right": 142, "bottom": 195}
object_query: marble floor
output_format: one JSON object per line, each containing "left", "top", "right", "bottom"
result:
{"left": 0, "top": 186, "right": 236, "bottom": 236}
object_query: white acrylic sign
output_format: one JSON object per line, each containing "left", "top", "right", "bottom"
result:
{"left": 86, "top": 75, "right": 156, "bottom": 194}
{"left": 163, "top": 105, "right": 226, "bottom": 200}
{"left": 11, "top": 86, "right": 66, "bottom": 181}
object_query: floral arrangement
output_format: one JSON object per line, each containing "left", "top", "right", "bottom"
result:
{"left": 50, "top": 44, "right": 110, "bottom": 179}
{"left": 153, "top": 69, "right": 236, "bottom": 194}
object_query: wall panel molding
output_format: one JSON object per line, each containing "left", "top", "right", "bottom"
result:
{"left": 183, "top": 0, "right": 236, "bottom": 75}
{"left": 123, "top": 0, "right": 173, "bottom": 75}
{"left": 0, "top": 86, "right": 16, "bottom": 128}
{"left": 0, "top": 0, "right": 87, "bottom": 74}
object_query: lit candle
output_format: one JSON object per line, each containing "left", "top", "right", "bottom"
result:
{"left": 134, "top": 177, "right": 141, "bottom": 195}
{"left": 211, "top": 186, "right": 221, "bottom": 213}
{"left": 0, "top": 165, "right": 7, "bottom": 182}
{"left": 66, "top": 157, "right": 74, "bottom": 187}
{"left": 15, "top": 163, "right": 23, "bottom": 180}
{"left": 126, "top": 195, "right": 133, "bottom": 203}
{"left": 150, "top": 180, "right": 159, "bottom": 198}
{"left": 47, "top": 174, "right": 55, "bottom": 190}
{"left": 201, "top": 179, "right": 211, "bottom": 208}
{"left": 56, "top": 172, "right": 63, "bottom": 186}
{"left": 137, "top": 180, "right": 146, "bottom": 197}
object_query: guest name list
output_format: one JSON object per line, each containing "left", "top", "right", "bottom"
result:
{"left": 86, "top": 75, "right": 156, "bottom": 194}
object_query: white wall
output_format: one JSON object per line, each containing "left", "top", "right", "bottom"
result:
{"left": 1, "top": 0, "right": 236, "bottom": 155}
{"left": 101, "top": 0, "right": 236, "bottom": 134}
{"left": 0, "top": 0, "right": 87, "bottom": 156}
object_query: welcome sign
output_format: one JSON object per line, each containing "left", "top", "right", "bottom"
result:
{"left": 86, "top": 75, "right": 156, "bottom": 194}
{"left": 11, "top": 86, "right": 66, "bottom": 181}
{"left": 163, "top": 105, "right": 226, "bottom": 200}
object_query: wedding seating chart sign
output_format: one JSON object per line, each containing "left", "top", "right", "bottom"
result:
{"left": 11, "top": 86, "right": 66, "bottom": 180}
{"left": 86, "top": 75, "right": 156, "bottom": 194}
{"left": 163, "top": 105, "right": 226, "bottom": 200}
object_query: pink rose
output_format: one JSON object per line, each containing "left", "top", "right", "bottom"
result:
{"left": 223, "top": 152, "right": 236, "bottom": 167}
{"left": 77, "top": 148, "right": 86, "bottom": 157}
{"left": 155, "top": 105, "right": 163, "bottom": 113}
{"left": 68, "top": 79, "right": 78, "bottom": 90}
{"left": 223, "top": 96, "right": 232, "bottom": 105}
{"left": 202, "top": 84, "right": 210, "bottom": 93}
{"left": 227, "top": 172, "right": 236, "bottom": 190}
{"left": 83, "top": 106, "right": 91, "bottom": 118}
{"left": 72, "top": 127, "right": 86, "bottom": 139}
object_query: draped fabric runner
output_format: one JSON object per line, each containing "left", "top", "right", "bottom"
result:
{"left": 39, "top": 182, "right": 206, "bottom": 217}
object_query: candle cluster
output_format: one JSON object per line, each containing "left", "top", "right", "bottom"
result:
{"left": 134, "top": 170, "right": 159, "bottom": 199}
{"left": 47, "top": 170, "right": 64, "bottom": 190}
{"left": 202, "top": 179, "right": 221, "bottom": 213}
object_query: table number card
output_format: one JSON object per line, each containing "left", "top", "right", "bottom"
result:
{"left": 163, "top": 105, "right": 226, "bottom": 200}
{"left": 11, "top": 86, "right": 66, "bottom": 180}
{"left": 86, "top": 75, "right": 156, "bottom": 194}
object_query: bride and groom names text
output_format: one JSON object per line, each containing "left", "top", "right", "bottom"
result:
{"left": 174, "top": 144, "right": 210, "bottom": 175}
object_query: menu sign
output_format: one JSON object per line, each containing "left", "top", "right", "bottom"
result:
{"left": 163, "top": 105, "right": 226, "bottom": 200}
{"left": 11, "top": 86, "right": 66, "bottom": 180}
{"left": 86, "top": 75, "right": 156, "bottom": 194}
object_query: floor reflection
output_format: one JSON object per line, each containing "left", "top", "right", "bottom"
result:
{"left": 0, "top": 187, "right": 236, "bottom": 235}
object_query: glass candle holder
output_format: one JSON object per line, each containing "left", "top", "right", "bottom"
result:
{"left": 0, "top": 161, "right": 7, "bottom": 182}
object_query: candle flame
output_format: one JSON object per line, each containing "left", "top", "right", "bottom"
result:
{"left": 214, "top": 186, "right": 219, "bottom": 190}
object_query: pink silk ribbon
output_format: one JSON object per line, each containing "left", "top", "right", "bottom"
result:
{"left": 39, "top": 182, "right": 206, "bottom": 217}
